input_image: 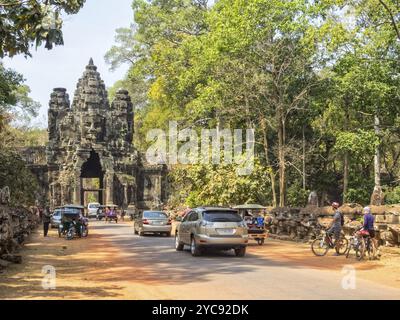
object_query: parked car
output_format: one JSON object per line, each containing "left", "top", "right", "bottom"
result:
{"left": 133, "top": 211, "right": 172, "bottom": 236}
{"left": 175, "top": 207, "right": 248, "bottom": 257}
{"left": 50, "top": 207, "right": 62, "bottom": 228}
{"left": 87, "top": 202, "right": 100, "bottom": 218}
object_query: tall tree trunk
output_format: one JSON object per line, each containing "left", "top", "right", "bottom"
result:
{"left": 343, "top": 97, "right": 350, "bottom": 204}
{"left": 278, "top": 110, "right": 286, "bottom": 207}
{"left": 261, "top": 118, "right": 277, "bottom": 207}
{"left": 371, "top": 113, "right": 383, "bottom": 205}
{"left": 374, "top": 114, "right": 381, "bottom": 188}
{"left": 343, "top": 153, "right": 349, "bottom": 203}
{"left": 302, "top": 125, "right": 306, "bottom": 190}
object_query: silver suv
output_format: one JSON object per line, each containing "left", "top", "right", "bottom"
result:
{"left": 175, "top": 207, "right": 248, "bottom": 257}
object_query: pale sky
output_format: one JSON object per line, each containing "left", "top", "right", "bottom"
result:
{"left": 3, "top": 0, "right": 134, "bottom": 128}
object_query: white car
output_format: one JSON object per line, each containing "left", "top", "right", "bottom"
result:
{"left": 87, "top": 203, "right": 100, "bottom": 218}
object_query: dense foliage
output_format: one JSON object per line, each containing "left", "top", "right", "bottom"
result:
{"left": 0, "top": 0, "right": 86, "bottom": 57}
{"left": 0, "top": 149, "right": 39, "bottom": 206}
{"left": 106, "top": 0, "right": 400, "bottom": 208}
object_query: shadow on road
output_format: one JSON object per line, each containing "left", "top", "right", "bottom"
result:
{"left": 0, "top": 221, "right": 387, "bottom": 299}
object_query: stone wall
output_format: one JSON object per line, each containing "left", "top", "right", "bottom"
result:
{"left": 266, "top": 204, "right": 400, "bottom": 246}
{"left": 0, "top": 205, "right": 39, "bottom": 267}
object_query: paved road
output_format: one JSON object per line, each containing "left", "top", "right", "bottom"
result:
{"left": 90, "top": 221, "right": 400, "bottom": 300}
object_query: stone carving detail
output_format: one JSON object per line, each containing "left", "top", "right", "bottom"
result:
{"left": 41, "top": 58, "right": 166, "bottom": 209}
{"left": 265, "top": 204, "right": 400, "bottom": 246}
{"left": 0, "top": 187, "right": 10, "bottom": 205}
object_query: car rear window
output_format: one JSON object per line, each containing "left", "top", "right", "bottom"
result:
{"left": 62, "top": 208, "right": 81, "bottom": 214}
{"left": 203, "top": 211, "right": 242, "bottom": 222}
{"left": 143, "top": 211, "right": 167, "bottom": 219}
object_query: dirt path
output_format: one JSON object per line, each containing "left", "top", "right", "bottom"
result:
{"left": 0, "top": 221, "right": 399, "bottom": 300}
{"left": 0, "top": 224, "right": 128, "bottom": 299}
{"left": 250, "top": 239, "right": 400, "bottom": 289}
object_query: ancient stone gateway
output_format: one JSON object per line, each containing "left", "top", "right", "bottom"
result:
{"left": 21, "top": 59, "right": 167, "bottom": 210}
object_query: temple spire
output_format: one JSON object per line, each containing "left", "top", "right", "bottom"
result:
{"left": 86, "top": 57, "right": 97, "bottom": 71}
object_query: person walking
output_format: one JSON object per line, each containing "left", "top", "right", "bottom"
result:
{"left": 43, "top": 206, "right": 51, "bottom": 237}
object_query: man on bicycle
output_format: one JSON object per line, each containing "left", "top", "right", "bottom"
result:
{"left": 327, "top": 202, "right": 342, "bottom": 255}
{"left": 362, "top": 206, "right": 379, "bottom": 259}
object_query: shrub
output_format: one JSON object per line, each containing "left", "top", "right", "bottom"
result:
{"left": 385, "top": 186, "right": 400, "bottom": 205}
{"left": 286, "top": 184, "right": 310, "bottom": 207}
{"left": 345, "top": 188, "right": 370, "bottom": 204}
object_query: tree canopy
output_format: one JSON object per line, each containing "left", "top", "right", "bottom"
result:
{"left": 104, "top": 0, "right": 398, "bottom": 207}
{"left": 0, "top": 0, "right": 86, "bottom": 57}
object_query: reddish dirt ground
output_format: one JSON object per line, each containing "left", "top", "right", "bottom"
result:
{"left": 0, "top": 221, "right": 399, "bottom": 300}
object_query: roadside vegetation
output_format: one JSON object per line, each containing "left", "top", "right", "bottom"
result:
{"left": 0, "top": 0, "right": 85, "bottom": 206}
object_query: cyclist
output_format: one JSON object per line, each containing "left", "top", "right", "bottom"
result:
{"left": 327, "top": 202, "right": 342, "bottom": 255}
{"left": 362, "top": 206, "right": 379, "bottom": 259}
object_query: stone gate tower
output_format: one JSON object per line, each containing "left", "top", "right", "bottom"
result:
{"left": 44, "top": 58, "right": 166, "bottom": 209}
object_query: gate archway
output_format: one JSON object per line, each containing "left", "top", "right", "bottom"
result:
{"left": 80, "top": 150, "right": 104, "bottom": 207}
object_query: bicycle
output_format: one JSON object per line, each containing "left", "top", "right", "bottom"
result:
{"left": 311, "top": 228, "right": 349, "bottom": 256}
{"left": 346, "top": 228, "right": 376, "bottom": 261}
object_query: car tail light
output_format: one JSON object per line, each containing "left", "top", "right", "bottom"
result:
{"left": 167, "top": 219, "right": 172, "bottom": 225}
{"left": 142, "top": 219, "right": 149, "bottom": 225}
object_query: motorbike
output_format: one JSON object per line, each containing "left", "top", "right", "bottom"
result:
{"left": 58, "top": 205, "right": 89, "bottom": 240}
{"left": 65, "top": 221, "right": 77, "bottom": 240}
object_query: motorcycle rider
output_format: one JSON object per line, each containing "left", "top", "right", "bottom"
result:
{"left": 327, "top": 202, "right": 343, "bottom": 255}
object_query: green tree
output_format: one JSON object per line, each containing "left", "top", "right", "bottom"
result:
{"left": 0, "top": 0, "right": 86, "bottom": 57}
{"left": 0, "top": 62, "right": 40, "bottom": 129}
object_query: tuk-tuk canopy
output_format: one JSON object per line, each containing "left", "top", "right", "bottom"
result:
{"left": 233, "top": 204, "right": 266, "bottom": 210}
{"left": 105, "top": 204, "right": 118, "bottom": 208}
{"left": 60, "top": 204, "right": 84, "bottom": 215}
{"left": 63, "top": 204, "right": 84, "bottom": 210}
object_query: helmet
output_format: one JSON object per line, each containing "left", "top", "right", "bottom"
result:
{"left": 331, "top": 202, "right": 340, "bottom": 209}
{"left": 363, "top": 206, "right": 371, "bottom": 214}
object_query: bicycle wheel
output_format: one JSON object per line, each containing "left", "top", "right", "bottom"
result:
{"left": 346, "top": 237, "right": 354, "bottom": 258}
{"left": 335, "top": 237, "right": 349, "bottom": 255}
{"left": 311, "top": 237, "right": 329, "bottom": 256}
{"left": 366, "top": 238, "right": 376, "bottom": 260}
{"left": 356, "top": 238, "right": 366, "bottom": 261}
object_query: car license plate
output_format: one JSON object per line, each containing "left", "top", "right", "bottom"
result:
{"left": 152, "top": 221, "right": 163, "bottom": 225}
{"left": 216, "top": 228, "right": 235, "bottom": 235}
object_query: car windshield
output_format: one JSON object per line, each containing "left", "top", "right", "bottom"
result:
{"left": 143, "top": 211, "right": 167, "bottom": 219}
{"left": 203, "top": 211, "right": 242, "bottom": 222}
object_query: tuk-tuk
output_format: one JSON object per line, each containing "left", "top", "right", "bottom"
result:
{"left": 125, "top": 204, "right": 139, "bottom": 221}
{"left": 58, "top": 204, "right": 88, "bottom": 240}
{"left": 96, "top": 205, "right": 107, "bottom": 221}
{"left": 233, "top": 204, "right": 268, "bottom": 245}
{"left": 104, "top": 204, "right": 119, "bottom": 223}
